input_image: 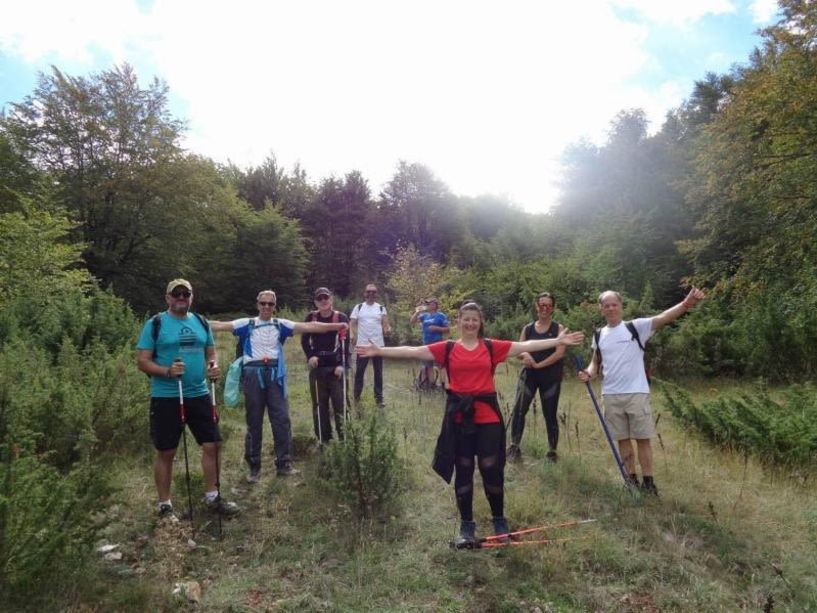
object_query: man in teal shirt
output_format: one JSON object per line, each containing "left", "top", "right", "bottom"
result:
{"left": 136, "top": 279, "right": 239, "bottom": 519}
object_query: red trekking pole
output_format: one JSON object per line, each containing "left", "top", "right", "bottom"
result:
{"left": 175, "top": 358, "right": 195, "bottom": 537}
{"left": 338, "top": 326, "right": 349, "bottom": 424}
{"left": 209, "top": 360, "right": 222, "bottom": 539}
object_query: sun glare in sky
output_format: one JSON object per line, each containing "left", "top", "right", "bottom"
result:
{"left": 0, "top": 0, "right": 779, "bottom": 213}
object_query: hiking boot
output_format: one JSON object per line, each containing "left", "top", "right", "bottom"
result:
{"left": 452, "top": 520, "right": 477, "bottom": 549}
{"left": 545, "top": 450, "right": 558, "bottom": 463}
{"left": 276, "top": 463, "right": 300, "bottom": 477}
{"left": 377, "top": 401, "right": 386, "bottom": 409}
{"left": 205, "top": 495, "right": 240, "bottom": 516}
{"left": 246, "top": 467, "right": 260, "bottom": 484}
{"left": 158, "top": 503, "right": 177, "bottom": 520}
{"left": 640, "top": 476, "right": 659, "bottom": 496}
{"left": 507, "top": 444, "right": 522, "bottom": 462}
{"left": 492, "top": 516, "right": 511, "bottom": 537}
{"left": 626, "top": 473, "right": 640, "bottom": 489}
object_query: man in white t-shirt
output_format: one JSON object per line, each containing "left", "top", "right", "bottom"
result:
{"left": 350, "top": 283, "right": 391, "bottom": 408}
{"left": 578, "top": 287, "right": 705, "bottom": 495}
{"left": 210, "top": 290, "right": 347, "bottom": 482}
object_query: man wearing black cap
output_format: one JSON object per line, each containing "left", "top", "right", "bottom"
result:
{"left": 301, "top": 287, "right": 350, "bottom": 442}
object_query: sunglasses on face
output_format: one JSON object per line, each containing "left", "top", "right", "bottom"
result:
{"left": 316, "top": 296, "right": 331, "bottom": 302}
{"left": 258, "top": 301, "right": 276, "bottom": 307}
{"left": 171, "top": 291, "right": 191, "bottom": 298}
{"left": 365, "top": 290, "right": 377, "bottom": 294}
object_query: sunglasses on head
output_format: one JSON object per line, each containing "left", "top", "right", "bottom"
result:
{"left": 258, "top": 301, "right": 276, "bottom": 307}
{"left": 170, "top": 290, "right": 191, "bottom": 298}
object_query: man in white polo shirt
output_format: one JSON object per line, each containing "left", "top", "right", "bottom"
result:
{"left": 209, "top": 289, "right": 347, "bottom": 482}
{"left": 350, "top": 283, "right": 391, "bottom": 408}
{"left": 578, "top": 287, "right": 705, "bottom": 495}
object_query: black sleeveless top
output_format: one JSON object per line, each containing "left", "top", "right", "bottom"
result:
{"left": 523, "top": 320, "right": 563, "bottom": 377}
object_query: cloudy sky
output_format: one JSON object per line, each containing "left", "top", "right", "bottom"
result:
{"left": 0, "top": 0, "right": 779, "bottom": 213}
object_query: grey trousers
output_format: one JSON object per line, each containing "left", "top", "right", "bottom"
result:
{"left": 242, "top": 365, "right": 292, "bottom": 470}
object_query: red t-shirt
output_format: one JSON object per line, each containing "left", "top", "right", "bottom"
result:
{"left": 428, "top": 339, "right": 513, "bottom": 424}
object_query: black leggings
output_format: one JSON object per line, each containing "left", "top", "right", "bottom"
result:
{"left": 454, "top": 422, "right": 504, "bottom": 521}
{"left": 510, "top": 372, "right": 561, "bottom": 450}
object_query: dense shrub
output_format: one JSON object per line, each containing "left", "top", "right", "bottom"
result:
{"left": 662, "top": 382, "right": 817, "bottom": 469}
{"left": 318, "top": 412, "right": 405, "bottom": 519}
{"left": 0, "top": 267, "right": 145, "bottom": 602}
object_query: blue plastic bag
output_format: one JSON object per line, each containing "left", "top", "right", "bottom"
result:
{"left": 224, "top": 357, "right": 243, "bottom": 408}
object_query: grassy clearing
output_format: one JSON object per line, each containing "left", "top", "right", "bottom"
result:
{"left": 64, "top": 339, "right": 817, "bottom": 612}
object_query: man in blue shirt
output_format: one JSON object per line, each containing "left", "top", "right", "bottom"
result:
{"left": 409, "top": 297, "right": 450, "bottom": 389}
{"left": 136, "top": 279, "right": 239, "bottom": 519}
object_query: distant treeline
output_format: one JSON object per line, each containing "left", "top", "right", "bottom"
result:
{"left": 2, "top": 0, "right": 816, "bottom": 381}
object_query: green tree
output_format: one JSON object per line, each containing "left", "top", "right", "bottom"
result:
{"left": 377, "top": 161, "right": 467, "bottom": 261}
{"left": 0, "top": 64, "right": 218, "bottom": 311}
{"left": 0, "top": 133, "right": 42, "bottom": 213}
{"left": 0, "top": 201, "right": 90, "bottom": 308}
{"left": 194, "top": 202, "right": 309, "bottom": 313}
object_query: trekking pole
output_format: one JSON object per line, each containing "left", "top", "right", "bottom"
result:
{"left": 175, "top": 358, "right": 195, "bottom": 538}
{"left": 450, "top": 518, "right": 597, "bottom": 550}
{"left": 574, "top": 356, "right": 637, "bottom": 497}
{"left": 339, "top": 326, "right": 348, "bottom": 424}
{"left": 209, "top": 360, "right": 222, "bottom": 540}
{"left": 312, "top": 367, "right": 323, "bottom": 447}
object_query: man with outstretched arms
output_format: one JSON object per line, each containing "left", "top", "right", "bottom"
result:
{"left": 578, "top": 287, "right": 706, "bottom": 495}
{"left": 301, "top": 287, "right": 350, "bottom": 442}
{"left": 136, "top": 279, "right": 239, "bottom": 519}
{"left": 350, "top": 283, "right": 391, "bottom": 408}
{"left": 409, "top": 297, "right": 450, "bottom": 389}
{"left": 209, "top": 290, "right": 347, "bottom": 482}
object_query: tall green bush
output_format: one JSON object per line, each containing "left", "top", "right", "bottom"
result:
{"left": 662, "top": 382, "right": 817, "bottom": 469}
{"left": 318, "top": 413, "right": 405, "bottom": 520}
{"left": 0, "top": 203, "right": 146, "bottom": 604}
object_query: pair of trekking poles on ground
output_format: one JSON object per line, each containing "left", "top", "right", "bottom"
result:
{"left": 176, "top": 358, "right": 223, "bottom": 540}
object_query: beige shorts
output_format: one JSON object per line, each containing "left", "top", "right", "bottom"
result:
{"left": 602, "top": 393, "right": 655, "bottom": 441}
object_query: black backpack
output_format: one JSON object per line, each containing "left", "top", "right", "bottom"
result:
{"left": 150, "top": 312, "right": 210, "bottom": 360}
{"left": 443, "top": 339, "right": 494, "bottom": 388}
{"left": 593, "top": 321, "right": 651, "bottom": 383}
{"left": 352, "top": 303, "right": 385, "bottom": 316}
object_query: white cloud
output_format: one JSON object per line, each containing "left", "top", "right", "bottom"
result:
{"left": 0, "top": 0, "right": 758, "bottom": 213}
{"left": 610, "top": 0, "right": 736, "bottom": 26}
{"left": 749, "top": 0, "right": 779, "bottom": 24}
{"left": 0, "top": 0, "right": 146, "bottom": 63}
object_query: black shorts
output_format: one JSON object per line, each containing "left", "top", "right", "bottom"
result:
{"left": 150, "top": 394, "right": 221, "bottom": 451}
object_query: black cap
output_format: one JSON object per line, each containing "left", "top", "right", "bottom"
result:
{"left": 313, "top": 287, "right": 332, "bottom": 299}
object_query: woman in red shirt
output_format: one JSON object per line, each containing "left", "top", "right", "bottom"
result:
{"left": 356, "top": 302, "right": 583, "bottom": 546}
